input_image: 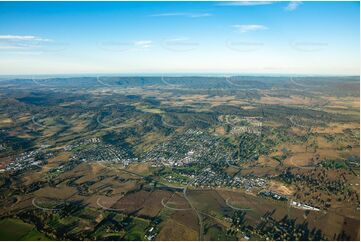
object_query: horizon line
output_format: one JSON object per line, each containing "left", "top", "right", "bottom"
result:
{"left": 0, "top": 72, "right": 360, "bottom": 78}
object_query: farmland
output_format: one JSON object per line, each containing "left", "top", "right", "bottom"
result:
{"left": 0, "top": 75, "right": 359, "bottom": 240}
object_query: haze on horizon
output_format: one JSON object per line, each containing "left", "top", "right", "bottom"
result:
{"left": 0, "top": 1, "right": 359, "bottom": 76}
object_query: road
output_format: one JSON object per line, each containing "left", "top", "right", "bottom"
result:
{"left": 161, "top": 195, "right": 192, "bottom": 211}
{"left": 289, "top": 76, "right": 308, "bottom": 88}
{"left": 225, "top": 198, "right": 253, "bottom": 211}
{"left": 161, "top": 115, "right": 183, "bottom": 128}
{"left": 96, "top": 115, "right": 124, "bottom": 129}
{"left": 96, "top": 197, "right": 124, "bottom": 211}
{"left": 288, "top": 156, "right": 316, "bottom": 170}
{"left": 32, "top": 115, "right": 46, "bottom": 127}
{"left": 103, "top": 164, "right": 205, "bottom": 240}
{"left": 97, "top": 76, "right": 113, "bottom": 87}
{"left": 183, "top": 184, "right": 204, "bottom": 241}
{"left": 161, "top": 76, "right": 178, "bottom": 87}
{"left": 32, "top": 198, "right": 62, "bottom": 211}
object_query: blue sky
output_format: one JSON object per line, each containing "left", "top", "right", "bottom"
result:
{"left": 0, "top": 1, "right": 359, "bottom": 75}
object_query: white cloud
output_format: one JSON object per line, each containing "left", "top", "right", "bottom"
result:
{"left": 98, "top": 40, "right": 153, "bottom": 52}
{"left": 188, "top": 13, "right": 212, "bottom": 18}
{"left": 232, "top": 24, "right": 267, "bottom": 33}
{"left": 0, "top": 35, "right": 68, "bottom": 53}
{"left": 0, "top": 35, "right": 51, "bottom": 41}
{"left": 0, "top": 45, "right": 27, "bottom": 49}
{"left": 217, "top": 1, "right": 272, "bottom": 6}
{"left": 150, "top": 12, "right": 212, "bottom": 18}
{"left": 134, "top": 40, "right": 152, "bottom": 49}
{"left": 285, "top": 1, "right": 302, "bottom": 11}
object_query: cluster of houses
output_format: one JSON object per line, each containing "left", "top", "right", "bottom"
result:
{"left": 142, "top": 129, "right": 228, "bottom": 167}
{"left": 3, "top": 149, "right": 49, "bottom": 172}
{"left": 259, "top": 191, "right": 288, "bottom": 201}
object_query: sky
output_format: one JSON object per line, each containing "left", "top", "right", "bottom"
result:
{"left": 0, "top": 1, "right": 359, "bottom": 76}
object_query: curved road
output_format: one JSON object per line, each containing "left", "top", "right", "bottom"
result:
{"left": 96, "top": 115, "right": 124, "bottom": 129}
{"left": 161, "top": 76, "right": 178, "bottom": 87}
{"left": 225, "top": 76, "right": 243, "bottom": 87}
{"left": 32, "top": 77, "right": 49, "bottom": 87}
{"left": 289, "top": 76, "right": 308, "bottom": 88}
{"left": 225, "top": 198, "right": 253, "bottom": 211}
{"left": 161, "top": 197, "right": 192, "bottom": 211}
{"left": 289, "top": 156, "right": 317, "bottom": 170}
{"left": 161, "top": 115, "right": 183, "bottom": 129}
{"left": 32, "top": 115, "right": 46, "bottom": 128}
{"left": 183, "top": 184, "right": 204, "bottom": 241}
{"left": 100, "top": 164, "right": 204, "bottom": 240}
{"left": 96, "top": 197, "right": 125, "bottom": 211}
{"left": 97, "top": 76, "right": 113, "bottom": 87}
{"left": 32, "top": 198, "right": 63, "bottom": 211}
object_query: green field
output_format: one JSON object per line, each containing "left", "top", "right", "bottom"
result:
{"left": 0, "top": 218, "right": 49, "bottom": 241}
{"left": 123, "top": 217, "right": 150, "bottom": 241}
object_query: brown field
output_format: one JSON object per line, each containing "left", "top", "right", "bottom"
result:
{"left": 215, "top": 188, "right": 358, "bottom": 240}
{"left": 0, "top": 117, "right": 13, "bottom": 125}
{"left": 137, "top": 190, "right": 173, "bottom": 217}
{"left": 171, "top": 209, "right": 200, "bottom": 231}
{"left": 284, "top": 153, "right": 316, "bottom": 167}
{"left": 56, "top": 163, "right": 96, "bottom": 181}
{"left": 87, "top": 177, "right": 117, "bottom": 193}
{"left": 111, "top": 181, "right": 139, "bottom": 195}
{"left": 22, "top": 170, "right": 45, "bottom": 185}
{"left": 70, "top": 122, "right": 88, "bottom": 133}
{"left": 126, "top": 163, "right": 151, "bottom": 176}
{"left": 164, "top": 192, "right": 192, "bottom": 210}
{"left": 107, "top": 190, "right": 148, "bottom": 212}
{"left": 94, "top": 194, "right": 123, "bottom": 209}
{"left": 178, "top": 95, "right": 208, "bottom": 102}
{"left": 268, "top": 180, "right": 294, "bottom": 196}
{"left": 324, "top": 96, "right": 360, "bottom": 109}
{"left": 342, "top": 217, "right": 360, "bottom": 241}
{"left": 187, "top": 190, "right": 228, "bottom": 217}
{"left": 18, "top": 133, "right": 33, "bottom": 139}
{"left": 316, "top": 149, "right": 342, "bottom": 160}
{"left": 33, "top": 186, "right": 77, "bottom": 199}
{"left": 256, "top": 155, "right": 279, "bottom": 167}
{"left": 259, "top": 95, "right": 318, "bottom": 106}
{"left": 112, "top": 189, "right": 173, "bottom": 216}
{"left": 218, "top": 189, "right": 269, "bottom": 207}
{"left": 217, "top": 189, "right": 300, "bottom": 225}
{"left": 313, "top": 122, "right": 359, "bottom": 134}
{"left": 285, "top": 143, "right": 307, "bottom": 153}
{"left": 157, "top": 218, "right": 198, "bottom": 241}
{"left": 214, "top": 126, "right": 226, "bottom": 135}
{"left": 304, "top": 210, "right": 360, "bottom": 241}
{"left": 48, "top": 151, "right": 72, "bottom": 163}
{"left": 202, "top": 211, "right": 230, "bottom": 229}
{"left": 290, "top": 126, "right": 309, "bottom": 135}
{"left": 18, "top": 114, "right": 32, "bottom": 122}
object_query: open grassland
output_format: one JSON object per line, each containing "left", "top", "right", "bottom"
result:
{"left": 0, "top": 218, "right": 49, "bottom": 240}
